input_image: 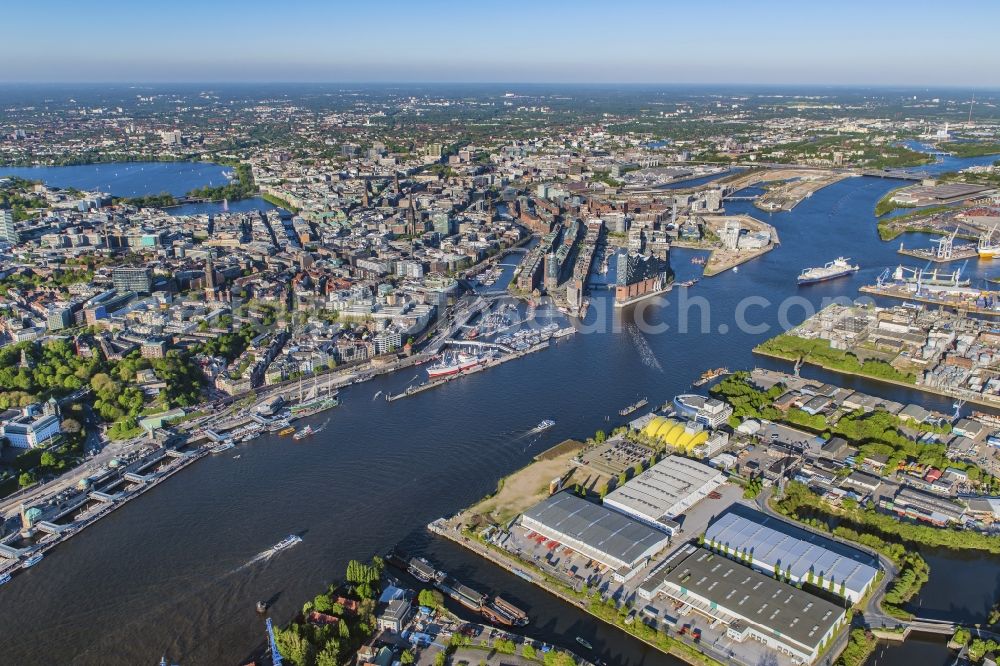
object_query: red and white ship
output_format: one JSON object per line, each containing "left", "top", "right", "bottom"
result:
{"left": 426, "top": 351, "right": 489, "bottom": 378}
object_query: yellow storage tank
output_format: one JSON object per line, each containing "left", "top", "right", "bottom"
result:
{"left": 663, "top": 422, "right": 686, "bottom": 447}
{"left": 676, "top": 430, "right": 698, "bottom": 450}
{"left": 642, "top": 417, "right": 666, "bottom": 438}
{"left": 689, "top": 431, "right": 709, "bottom": 450}
{"left": 652, "top": 419, "right": 677, "bottom": 442}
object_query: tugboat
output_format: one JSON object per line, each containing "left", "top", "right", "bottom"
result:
{"left": 692, "top": 367, "right": 729, "bottom": 387}
{"left": 384, "top": 548, "right": 409, "bottom": 570}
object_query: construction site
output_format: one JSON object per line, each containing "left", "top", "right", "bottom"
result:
{"left": 716, "top": 167, "right": 851, "bottom": 211}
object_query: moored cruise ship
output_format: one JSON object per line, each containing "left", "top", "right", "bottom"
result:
{"left": 426, "top": 351, "right": 489, "bottom": 378}
{"left": 797, "top": 257, "right": 859, "bottom": 285}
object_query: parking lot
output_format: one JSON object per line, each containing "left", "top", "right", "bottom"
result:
{"left": 670, "top": 606, "right": 795, "bottom": 666}
{"left": 506, "top": 523, "right": 608, "bottom": 594}
{"left": 668, "top": 481, "right": 742, "bottom": 541}
{"left": 578, "top": 437, "right": 656, "bottom": 478}
{"left": 758, "top": 422, "right": 820, "bottom": 452}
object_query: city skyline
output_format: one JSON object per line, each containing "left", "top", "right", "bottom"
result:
{"left": 5, "top": 0, "right": 1000, "bottom": 85}
{"left": 6, "top": 9, "right": 1000, "bottom": 665}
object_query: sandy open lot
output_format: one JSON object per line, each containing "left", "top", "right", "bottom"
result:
{"left": 465, "top": 439, "right": 588, "bottom": 524}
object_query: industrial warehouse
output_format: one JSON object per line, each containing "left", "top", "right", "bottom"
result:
{"left": 652, "top": 546, "right": 848, "bottom": 664}
{"left": 518, "top": 491, "right": 671, "bottom": 579}
{"left": 603, "top": 455, "right": 725, "bottom": 533}
{"left": 704, "top": 505, "right": 879, "bottom": 603}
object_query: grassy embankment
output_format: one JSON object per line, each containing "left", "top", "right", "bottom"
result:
{"left": 261, "top": 193, "right": 300, "bottom": 213}
{"left": 938, "top": 142, "right": 1000, "bottom": 158}
{"left": 753, "top": 334, "right": 916, "bottom": 384}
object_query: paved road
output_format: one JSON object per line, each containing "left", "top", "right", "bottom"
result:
{"left": 0, "top": 437, "right": 150, "bottom": 520}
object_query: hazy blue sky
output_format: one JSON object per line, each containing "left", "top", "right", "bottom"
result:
{"left": 4, "top": 0, "right": 999, "bottom": 85}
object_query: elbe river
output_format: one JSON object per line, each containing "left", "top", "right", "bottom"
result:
{"left": 1, "top": 149, "right": 999, "bottom": 665}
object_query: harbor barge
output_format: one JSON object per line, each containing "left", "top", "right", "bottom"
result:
{"left": 618, "top": 398, "right": 648, "bottom": 417}
{"left": 395, "top": 554, "right": 530, "bottom": 627}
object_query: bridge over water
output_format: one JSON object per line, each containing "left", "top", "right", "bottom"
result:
{"left": 857, "top": 169, "right": 929, "bottom": 181}
{"left": 870, "top": 615, "right": 1000, "bottom": 642}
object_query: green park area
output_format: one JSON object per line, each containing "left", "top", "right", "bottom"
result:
{"left": 754, "top": 334, "right": 916, "bottom": 384}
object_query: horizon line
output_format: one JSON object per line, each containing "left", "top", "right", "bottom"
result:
{"left": 0, "top": 81, "right": 996, "bottom": 91}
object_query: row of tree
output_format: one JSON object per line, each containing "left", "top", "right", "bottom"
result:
{"left": 778, "top": 480, "right": 1000, "bottom": 561}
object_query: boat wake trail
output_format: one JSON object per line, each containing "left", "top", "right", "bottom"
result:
{"left": 232, "top": 548, "right": 276, "bottom": 573}
{"left": 512, "top": 429, "right": 542, "bottom": 444}
{"left": 626, "top": 324, "right": 663, "bottom": 372}
{"left": 522, "top": 437, "right": 541, "bottom": 453}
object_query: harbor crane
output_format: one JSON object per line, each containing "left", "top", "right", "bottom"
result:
{"left": 979, "top": 224, "right": 999, "bottom": 254}
{"left": 266, "top": 617, "right": 284, "bottom": 666}
{"left": 934, "top": 227, "right": 959, "bottom": 261}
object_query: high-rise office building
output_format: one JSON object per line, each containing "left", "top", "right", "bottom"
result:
{"left": 431, "top": 211, "right": 453, "bottom": 236}
{"left": 160, "top": 129, "right": 183, "bottom": 146}
{"left": 0, "top": 209, "right": 18, "bottom": 244}
{"left": 112, "top": 267, "right": 153, "bottom": 294}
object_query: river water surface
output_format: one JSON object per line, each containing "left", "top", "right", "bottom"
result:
{"left": 1, "top": 158, "right": 998, "bottom": 665}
